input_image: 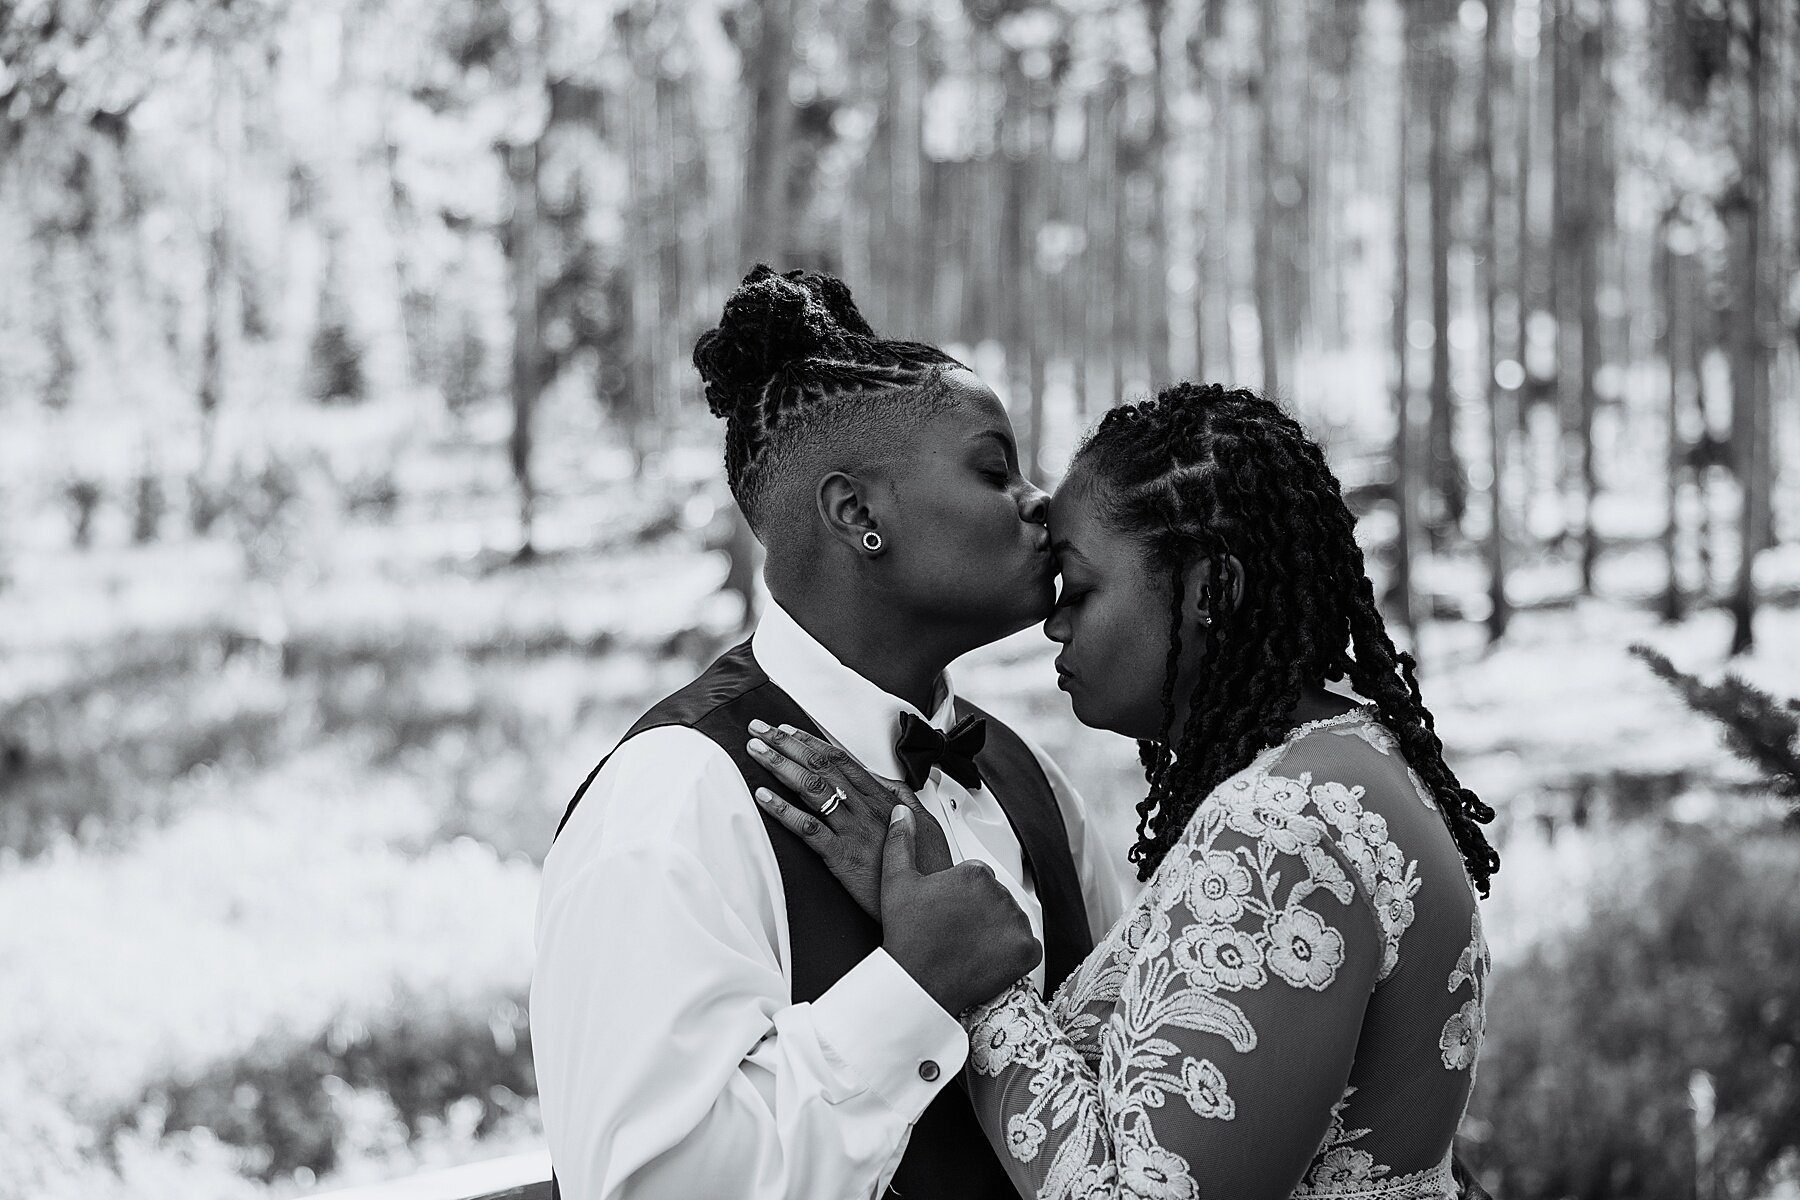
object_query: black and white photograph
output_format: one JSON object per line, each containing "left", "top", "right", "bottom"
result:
{"left": 2, "top": 0, "right": 1798, "bottom": 1198}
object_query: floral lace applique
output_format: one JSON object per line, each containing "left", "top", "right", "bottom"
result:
{"left": 1439, "top": 912, "right": 1490, "bottom": 1075}
{"left": 1333, "top": 718, "right": 1437, "bottom": 811}
{"left": 1299, "top": 1087, "right": 1460, "bottom": 1199}
{"left": 974, "top": 729, "right": 1455, "bottom": 1200}
{"left": 968, "top": 763, "right": 1376, "bottom": 1198}
{"left": 1295, "top": 772, "right": 1421, "bottom": 980}
{"left": 1336, "top": 718, "right": 1397, "bottom": 757}
{"left": 1301, "top": 1086, "right": 1391, "bottom": 1192}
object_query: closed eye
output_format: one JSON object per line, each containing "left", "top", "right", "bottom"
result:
{"left": 968, "top": 430, "right": 1020, "bottom": 486}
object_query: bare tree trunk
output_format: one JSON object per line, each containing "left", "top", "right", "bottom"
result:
{"left": 197, "top": 48, "right": 232, "bottom": 501}
{"left": 1426, "top": 41, "right": 1461, "bottom": 539}
{"left": 1513, "top": 0, "right": 1536, "bottom": 448}
{"left": 1729, "top": 0, "right": 1769, "bottom": 654}
{"left": 503, "top": 0, "right": 551, "bottom": 563}
{"left": 1208, "top": 41, "right": 1232, "bottom": 382}
{"left": 1058, "top": 145, "right": 1087, "bottom": 420}
{"left": 891, "top": 5, "right": 925, "bottom": 334}
{"left": 1024, "top": 91, "right": 1050, "bottom": 477}
{"left": 382, "top": 124, "right": 434, "bottom": 390}
{"left": 1658, "top": 212, "right": 1684, "bottom": 622}
{"left": 742, "top": 0, "right": 794, "bottom": 268}
{"left": 1390, "top": 8, "right": 1417, "bottom": 638}
{"left": 1788, "top": 3, "right": 1800, "bottom": 362}
{"left": 1084, "top": 91, "right": 1110, "bottom": 416}
{"left": 1192, "top": 104, "right": 1213, "bottom": 383}
{"left": 199, "top": 195, "right": 227, "bottom": 470}
{"left": 1254, "top": 0, "right": 1280, "bottom": 398}
{"left": 1698, "top": 273, "right": 1721, "bottom": 599}
{"left": 1547, "top": 0, "right": 1572, "bottom": 550}
{"left": 1482, "top": 0, "right": 1510, "bottom": 642}
{"left": 1575, "top": 14, "right": 1604, "bottom": 594}
{"left": 1145, "top": 0, "right": 1173, "bottom": 386}
{"left": 1108, "top": 82, "right": 1130, "bottom": 403}
{"left": 1002, "top": 47, "right": 1040, "bottom": 475}
{"left": 627, "top": 42, "right": 664, "bottom": 443}
{"left": 1068, "top": 239, "right": 1088, "bottom": 420}
{"left": 858, "top": 0, "right": 895, "bottom": 326}
{"left": 656, "top": 73, "right": 685, "bottom": 425}
{"left": 1185, "top": 16, "right": 1214, "bottom": 384}
{"left": 724, "top": 0, "right": 798, "bottom": 627}
{"left": 507, "top": 138, "right": 540, "bottom": 561}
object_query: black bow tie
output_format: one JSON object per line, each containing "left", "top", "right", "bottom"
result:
{"left": 895, "top": 712, "right": 987, "bottom": 791}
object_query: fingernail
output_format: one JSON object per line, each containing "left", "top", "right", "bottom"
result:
{"left": 748, "top": 738, "right": 770, "bottom": 756}
{"left": 890, "top": 806, "right": 908, "bottom": 824}
{"left": 753, "top": 788, "right": 774, "bottom": 803}
{"left": 749, "top": 719, "right": 771, "bottom": 735}
{"left": 778, "top": 724, "right": 798, "bottom": 735}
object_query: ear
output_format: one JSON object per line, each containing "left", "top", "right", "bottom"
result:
{"left": 1218, "top": 553, "right": 1246, "bottom": 612}
{"left": 1180, "top": 554, "right": 1247, "bottom": 621}
{"left": 817, "top": 471, "right": 881, "bottom": 553}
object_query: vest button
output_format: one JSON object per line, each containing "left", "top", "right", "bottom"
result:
{"left": 918, "top": 1059, "right": 940, "bottom": 1082}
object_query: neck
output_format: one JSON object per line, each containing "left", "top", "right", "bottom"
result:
{"left": 1287, "top": 684, "right": 1358, "bottom": 727}
{"left": 1168, "top": 682, "right": 1353, "bottom": 743}
{"left": 777, "top": 592, "right": 960, "bottom": 715}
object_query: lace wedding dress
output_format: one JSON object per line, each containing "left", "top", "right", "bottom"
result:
{"left": 963, "top": 709, "right": 1490, "bottom": 1200}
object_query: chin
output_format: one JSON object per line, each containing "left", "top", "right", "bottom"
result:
{"left": 1062, "top": 687, "right": 1111, "bottom": 734}
{"left": 1070, "top": 690, "right": 1157, "bottom": 740}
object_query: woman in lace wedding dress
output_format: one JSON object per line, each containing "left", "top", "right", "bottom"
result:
{"left": 958, "top": 704, "right": 1490, "bottom": 1200}
{"left": 755, "top": 383, "right": 1502, "bottom": 1200}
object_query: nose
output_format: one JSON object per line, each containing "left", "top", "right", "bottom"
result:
{"left": 1019, "top": 482, "right": 1049, "bottom": 526}
{"left": 1043, "top": 603, "right": 1070, "bottom": 645}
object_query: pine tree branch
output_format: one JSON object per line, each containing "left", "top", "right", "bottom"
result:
{"left": 1630, "top": 644, "right": 1800, "bottom": 802}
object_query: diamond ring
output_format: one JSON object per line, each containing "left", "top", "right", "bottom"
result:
{"left": 819, "top": 787, "right": 847, "bottom": 816}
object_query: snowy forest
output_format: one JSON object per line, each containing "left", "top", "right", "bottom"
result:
{"left": 2, "top": 0, "right": 1799, "bottom": 1196}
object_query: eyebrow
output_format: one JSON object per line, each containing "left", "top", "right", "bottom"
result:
{"left": 967, "top": 429, "right": 1017, "bottom": 459}
{"left": 1051, "top": 540, "right": 1091, "bottom": 564}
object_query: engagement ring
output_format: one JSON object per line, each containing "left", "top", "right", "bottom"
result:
{"left": 819, "top": 787, "right": 846, "bottom": 816}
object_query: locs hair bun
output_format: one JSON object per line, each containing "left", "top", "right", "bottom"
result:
{"left": 692, "top": 264, "right": 876, "bottom": 422}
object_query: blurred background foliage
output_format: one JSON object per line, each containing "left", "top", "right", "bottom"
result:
{"left": 2, "top": 0, "right": 1799, "bottom": 1195}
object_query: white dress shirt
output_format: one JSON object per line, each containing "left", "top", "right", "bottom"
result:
{"left": 531, "top": 601, "right": 1134, "bottom": 1200}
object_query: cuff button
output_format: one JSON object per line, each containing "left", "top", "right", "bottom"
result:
{"left": 918, "top": 1059, "right": 941, "bottom": 1082}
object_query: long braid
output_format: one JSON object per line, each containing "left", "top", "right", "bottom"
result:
{"left": 1075, "top": 382, "right": 1500, "bottom": 896}
{"left": 1341, "top": 575, "right": 1502, "bottom": 891}
{"left": 1129, "top": 566, "right": 1195, "bottom": 871}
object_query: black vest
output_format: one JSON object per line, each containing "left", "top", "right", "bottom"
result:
{"left": 549, "top": 641, "right": 1093, "bottom": 1200}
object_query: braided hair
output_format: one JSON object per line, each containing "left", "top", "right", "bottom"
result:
{"left": 693, "top": 265, "right": 964, "bottom": 532}
{"left": 1072, "top": 382, "right": 1501, "bottom": 896}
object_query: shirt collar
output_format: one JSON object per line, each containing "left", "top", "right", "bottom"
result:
{"left": 751, "top": 599, "right": 959, "bottom": 780}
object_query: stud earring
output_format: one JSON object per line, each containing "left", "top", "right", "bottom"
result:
{"left": 862, "top": 531, "right": 884, "bottom": 553}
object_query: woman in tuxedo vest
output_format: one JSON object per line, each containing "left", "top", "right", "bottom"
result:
{"left": 752, "top": 383, "right": 1503, "bottom": 1200}
{"left": 531, "top": 266, "right": 1135, "bottom": 1200}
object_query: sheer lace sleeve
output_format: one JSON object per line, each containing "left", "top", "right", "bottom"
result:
{"left": 961, "top": 766, "right": 1388, "bottom": 1200}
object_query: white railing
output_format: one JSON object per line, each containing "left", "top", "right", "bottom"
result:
{"left": 307, "top": 1151, "right": 552, "bottom": 1200}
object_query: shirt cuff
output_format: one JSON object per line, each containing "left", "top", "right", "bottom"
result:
{"left": 809, "top": 949, "right": 970, "bottom": 1116}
